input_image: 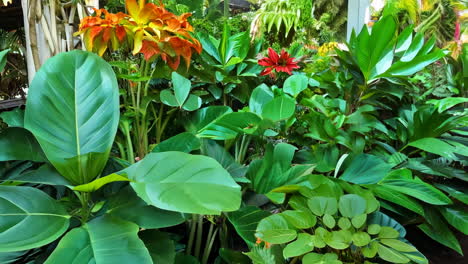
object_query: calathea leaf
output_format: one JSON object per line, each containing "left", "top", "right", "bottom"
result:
{"left": 124, "top": 151, "right": 241, "bottom": 214}
{"left": 24, "top": 50, "right": 120, "bottom": 185}
{"left": 45, "top": 215, "right": 152, "bottom": 264}
{"left": 0, "top": 186, "right": 70, "bottom": 252}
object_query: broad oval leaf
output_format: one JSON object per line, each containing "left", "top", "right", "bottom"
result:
{"left": 338, "top": 194, "right": 366, "bottom": 218}
{"left": 0, "top": 127, "right": 46, "bottom": 162}
{"left": 45, "top": 215, "right": 152, "bottom": 264}
{"left": 227, "top": 206, "right": 271, "bottom": 247}
{"left": 125, "top": 152, "right": 241, "bottom": 215}
{"left": 283, "top": 75, "right": 309, "bottom": 97}
{"left": 24, "top": 50, "right": 119, "bottom": 185}
{"left": 340, "top": 154, "right": 393, "bottom": 184}
{"left": 283, "top": 233, "right": 314, "bottom": 258}
{"left": 261, "top": 95, "right": 296, "bottom": 122}
{"left": 0, "top": 186, "right": 70, "bottom": 252}
{"left": 256, "top": 214, "right": 297, "bottom": 244}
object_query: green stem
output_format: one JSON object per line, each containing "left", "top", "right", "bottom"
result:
{"left": 194, "top": 215, "right": 204, "bottom": 259}
{"left": 123, "top": 123, "right": 135, "bottom": 163}
{"left": 202, "top": 226, "right": 218, "bottom": 264}
{"left": 224, "top": 0, "right": 229, "bottom": 17}
{"left": 77, "top": 192, "right": 90, "bottom": 224}
{"left": 187, "top": 214, "right": 197, "bottom": 256}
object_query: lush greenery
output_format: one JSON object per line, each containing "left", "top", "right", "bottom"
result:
{"left": 0, "top": 0, "right": 466, "bottom": 263}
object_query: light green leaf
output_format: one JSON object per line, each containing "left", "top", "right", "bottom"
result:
{"left": 172, "top": 72, "right": 191, "bottom": 106}
{"left": 439, "top": 206, "right": 468, "bottom": 235}
{"left": 182, "top": 94, "right": 202, "bottom": 111}
{"left": 0, "top": 186, "right": 70, "bottom": 252}
{"left": 377, "top": 244, "right": 410, "bottom": 263}
{"left": 303, "top": 253, "right": 342, "bottom": 264}
{"left": 283, "top": 233, "right": 314, "bottom": 258}
{"left": 73, "top": 173, "right": 131, "bottom": 192}
{"left": 283, "top": 75, "right": 309, "bottom": 97}
{"left": 323, "top": 214, "right": 336, "bottom": 229}
{"left": 24, "top": 50, "right": 119, "bottom": 185}
{"left": 45, "top": 215, "right": 152, "bottom": 264}
{"left": 325, "top": 230, "right": 352, "bottom": 250}
{"left": 281, "top": 210, "right": 316, "bottom": 229}
{"left": 352, "top": 232, "right": 371, "bottom": 247}
{"left": 380, "top": 178, "right": 452, "bottom": 205}
{"left": 197, "top": 112, "right": 262, "bottom": 140}
{"left": 351, "top": 214, "right": 367, "bottom": 229}
{"left": 338, "top": 194, "right": 367, "bottom": 218}
{"left": 125, "top": 152, "right": 241, "bottom": 215}
{"left": 307, "top": 196, "right": 338, "bottom": 216}
{"left": 249, "top": 84, "right": 274, "bottom": 115}
{"left": 409, "top": 137, "right": 463, "bottom": 159}
{"left": 160, "top": 89, "right": 179, "bottom": 107}
{"left": 378, "top": 227, "right": 400, "bottom": 239}
{"left": 261, "top": 95, "right": 296, "bottom": 122}
{"left": 256, "top": 214, "right": 297, "bottom": 244}
{"left": 338, "top": 217, "right": 351, "bottom": 230}
{"left": 380, "top": 239, "right": 417, "bottom": 252}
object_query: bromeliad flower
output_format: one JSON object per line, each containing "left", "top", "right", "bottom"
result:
{"left": 258, "top": 48, "right": 300, "bottom": 77}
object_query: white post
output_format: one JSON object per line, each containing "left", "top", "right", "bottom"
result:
{"left": 347, "top": 0, "right": 370, "bottom": 40}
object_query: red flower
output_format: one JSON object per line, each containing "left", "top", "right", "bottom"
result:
{"left": 258, "top": 48, "right": 300, "bottom": 77}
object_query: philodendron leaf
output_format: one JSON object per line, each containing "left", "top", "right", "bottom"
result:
{"left": 24, "top": 50, "right": 119, "bottom": 185}
{"left": 256, "top": 214, "right": 297, "bottom": 244}
{"left": 125, "top": 152, "right": 241, "bottom": 215}
{"left": 73, "top": 173, "right": 131, "bottom": 192}
{"left": 227, "top": 206, "right": 271, "bottom": 247}
{"left": 0, "top": 186, "right": 70, "bottom": 252}
{"left": 0, "top": 127, "right": 46, "bottom": 162}
{"left": 45, "top": 215, "right": 152, "bottom": 264}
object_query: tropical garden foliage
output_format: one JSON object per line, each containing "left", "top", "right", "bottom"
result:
{"left": 0, "top": 0, "right": 467, "bottom": 263}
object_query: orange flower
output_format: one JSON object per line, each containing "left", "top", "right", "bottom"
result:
{"left": 76, "top": 0, "right": 202, "bottom": 70}
{"left": 75, "top": 9, "right": 128, "bottom": 56}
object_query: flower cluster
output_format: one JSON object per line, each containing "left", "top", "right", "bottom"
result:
{"left": 75, "top": 0, "right": 202, "bottom": 70}
{"left": 258, "top": 48, "right": 300, "bottom": 77}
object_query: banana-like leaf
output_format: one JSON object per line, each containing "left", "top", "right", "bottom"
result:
{"left": 45, "top": 215, "right": 152, "bottom": 264}
{"left": 0, "top": 186, "right": 70, "bottom": 252}
{"left": 24, "top": 50, "right": 119, "bottom": 185}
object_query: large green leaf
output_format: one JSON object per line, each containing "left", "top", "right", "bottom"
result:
{"left": 418, "top": 223, "right": 462, "bottom": 255}
{"left": 45, "top": 215, "right": 152, "bottom": 264}
{"left": 139, "top": 230, "right": 176, "bottom": 264}
{"left": 261, "top": 95, "right": 296, "bottom": 122}
{"left": 227, "top": 206, "right": 271, "bottom": 247}
{"left": 197, "top": 112, "right": 262, "bottom": 140}
{"left": 4, "top": 164, "right": 71, "bottom": 186}
{"left": 439, "top": 206, "right": 468, "bottom": 235}
{"left": 185, "top": 106, "right": 232, "bottom": 133}
{"left": 107, "top": 186, "right": 186, "bottom": 229}
{"left": 249, "top": 84, "right": 274, "bottom": 115}
{"left": 283, "top": 75, "right": 309, "bottom": 97}
{"left": 0, "top": 108, "right": 24, "bottom": 127}
{"left": 0, "top": 186, "right": 70, "bottom": 252}
{"left": 125, "top": 152, "right": 241, "bottom": 214}
{"left": 380, "top": 178, "right": 452, "bottom": 205}
{"left": 24, "top": 50, "right": 119, "bottom": 185}
{"left": 371, "top": 185, "right": 424, "bottom": 215}
{"left": 340, "top": 154, "right": 392, "bottom": 184}
{"left": 152, "top": 132, "right": 200, "bottom": 153}
{"left": 408, "top": 137, "right": 464, "bottom": 160}
{"left": 256, "top": 214, "right": 297, "bottom": 244}
{"left": 0, "top": 127, "right": 46, "bottom": 162}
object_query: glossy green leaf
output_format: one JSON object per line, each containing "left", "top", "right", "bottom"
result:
{"left": 368, "top": 212, "right": 406, "bottom": 237}
{"left": 24, "top": 50, "right": 119, "bottom": 185}
{"left": 256, "top": 214, "right": 297, "bottom": 244}
{"left": 227, "top": 206, "right": 271, "bottom": 247}
{"left": 303, "top": 253, "right": 342, "bottom": 264}
{"left": 125, "top": 152, "right": 241, "bottom": 214}
{"left": 439, "top": 206, "right": 468, "bottom": 235}
{"left": 307, "top": 196, "right": 338, "bottom": 216}
{"left": 283, "top": 75, "right": 309, "bottom": 97}
{"left": 378, "top": 227, "right": 400, "bottom": 239}
{"left": 0, "top": 48, "right": 9, "bottom": 72}
{"left": 261, "top": 96, "right": 295, "bottom": 122}
{"left": 5, "top": 164, "right": 71, "bottom": 186}
{"left": 325, "top": 230, "right": 352, "bottom": 250}
{"left": 368, "top": 224, "right": 381, "bottom": 235}
{"left": 380, "top": 239, "right": 417, "bottom": 252}
{"left": 0, "top": 127, "right": 46, "bottom": 162}
{"left": 352, "top": 232, "right": 371, "bottom": 247}
{"left": 323, "top": 214, "right": 336, "bottom": 228}
{"left": 152, "top": 132, "right": 200, "bottom": 153}
{"left": 139, "top": 230, "right": 175, "bottom": 264}
{"left": 107, "top": 186, "right": 186, "bottom": 229}
{"left": 384, "top": 49, "right": 447, "bottom": 77}
{"left": 0, "top": 108, "right": 24, "bottom": 127}
{"left": 197, "top": 112, "right": 262, "bottom": 140}
{"left": 0, "top": 186, "right": 70, "bottom": 252}
{"left": 418, "top": 223, "right": 462, "bottom": 254}
{"left": 281, "top": 210, "right": 316, "bottom": 229}
{"left": 371, "top": 185, "right": 424, "bottom": 215}
{"left": 160, "top": 89, "right": 179, "bottom": 107}
{"left": 340, "top": 154, "right": 392, "bottom": 184}
{"left": 377, "top": 244, "right": 410, "bottom": 263}
{"left": 249, "top": 84, "right": 274, "bottom": 115}
{"left": 362, "top": 241, "right": 379, "bottom": 258}
{"left": 172, "top": 72, "right": 191, "bottom": 106}
{"left": 352, "top": 214, "right": 367, "bottom": 229}
{"left": 182, "top": 94, "right": 202, "bottom": 111}
{"left": 283, "top": 233, "right": 314, "bottom": 258}
{"left": 73, "top": 173, "right": 130, "bottom": 192}
{"left": 435, "top": 183, "right": 468, "bottom": 205}
{"left": 45, "top": 215, "right": 152, "bottom": 264}
{"left": 380, "top": 178, "right": 452, "bottom": 205}
{"left": 408, "top": 137, "right": 461, "bottom": 160}
{"left": 338, "top": 194, "right": 366, "bottom": 218}
{"left": 185, "top": 106, "right": 232, "bottom": 133}
{"left": 201, "top": 139, "right": 247, "bottom": 179}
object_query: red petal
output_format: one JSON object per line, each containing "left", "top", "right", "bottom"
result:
{"left": 267, "top": 48, "right": 279, "bottom": 64}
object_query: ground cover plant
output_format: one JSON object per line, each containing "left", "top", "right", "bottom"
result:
{"left": 0, "top": 0, "right": 467, "bottom": 263}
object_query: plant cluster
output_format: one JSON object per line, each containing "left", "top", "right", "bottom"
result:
{"left": 0, "top": 1, "right": 467, "bottom": 263}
